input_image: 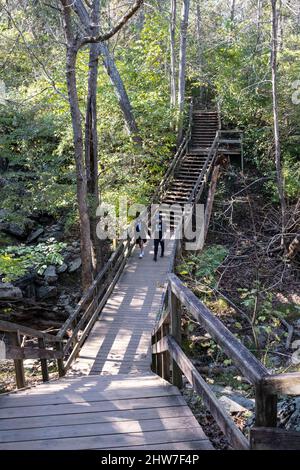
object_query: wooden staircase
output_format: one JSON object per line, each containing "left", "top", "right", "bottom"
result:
{"left": 160, "top": 109, "right": 220, "bottom": 229}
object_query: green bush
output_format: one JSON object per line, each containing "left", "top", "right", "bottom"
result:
{"left": 0, "top": 240, "right": 66, "bottom": 282}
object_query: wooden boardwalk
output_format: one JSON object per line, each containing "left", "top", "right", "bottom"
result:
{"left": 0, "top": 236, "right": 213, "bottom": 450}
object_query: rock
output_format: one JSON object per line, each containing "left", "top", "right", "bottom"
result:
{"left": 257, "top": 331, "right": 268, "bottom": 349}
{"left": 43, "top": 265, "right": 58, "bottom": 284}
{"left": 37, "top": 285, "right": 57, "bottom": 300}
{"left": 26, "top": 228, "right": 44, "bottom": 243}
{"left": 57, "top": 294, "right": 71, "bottom": 306}
{"left": 211, "top": 385, "right": 255, "bottom": 411}
{"left": 278, "top": 398, "right": 300, "bottom": 432}
{"left": 219, "top": 396, "right": 249, "bottom": 414}
{"left": 14, "top": 272, "right": 37, "bottom": 299}
{"left": 64, "top": 304, "right": 75, "bottom": 316}
{"left": 68, "top": 257, "right": 82, "bottom": 273}
{"left": 0, "top": 283, "right": 22, "bottom": 300}
{"left": 57, "top": 263, "right": 68, "bottom": 274}
{"left": 5, "top": 223, "right": 27, "bottom": 239}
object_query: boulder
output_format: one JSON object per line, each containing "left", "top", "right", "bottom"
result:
{"left": 14, "top": 272, "right": 37, "bottom": 298}
{"left": 0, "top": 283, "right": 23, "bottom": 300}
{"left": 278, "top": 398, "right": 300, "bottom": 432}
{"left": 5, "top": 223, "right": 27, "bottom": 239}
{"left": 68, "top": 257, "right": 82, "bottom": 273}
{"left": 43, "top": 265, "right": 58, "bottom": 284}
{"left": 37, "top": 285, "right": 57, "bottom": 300}
{"left": 57, "top": 263, "right": 68, "bottom": 274}
{"left": 27, "top": 228, "right": 44, "bottom": 243}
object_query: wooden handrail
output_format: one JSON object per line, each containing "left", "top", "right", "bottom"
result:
{"left": 0, "top": 319, "right": 62, "bottom": 343}
{"left": 261, "top": 373, "right": 300, "bottom": 396}
{"left": 153, "top": 334, "right": 249, "bottom": 450}
{"left": 152, "top": 274, "right": 300, "bottom": 449}
{"left": 166, "top": 274, "right": 268, "bottom": 385}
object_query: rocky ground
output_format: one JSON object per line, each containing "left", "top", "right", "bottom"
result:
{"left": 0, "top": 211, "right": 111, "bottom": 392}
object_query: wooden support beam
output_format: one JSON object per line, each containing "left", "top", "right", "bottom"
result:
{"left": 250, "top": 427, "right": 300, "bottom": 450}
{"left": 255, "top": 382, "right": 277, "bottom": 428}
{"left": 38, "top": 338, "right": 49, "bottom": 382}
{"left": 169, "top": 287, "right": 182, "bottom": 389}
{"left": 11, "top": 332, "right": 25, "bottom": 389}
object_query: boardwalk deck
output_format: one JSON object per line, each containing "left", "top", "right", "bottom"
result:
{"left": 0, "top": 236, "right": 213, "bottom": 450}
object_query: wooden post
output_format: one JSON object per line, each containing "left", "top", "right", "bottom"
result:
{"left": 161, "top": 322, "right": 170, "bottom": 382}
{"left": 156, "top": 328, "right": 163, "bottom": 378}
{"left": 255, "top": 382, "right": 277, "bottom": 428}
{"left": 11, "top": 332, "right": 25, "bottom": 389}
{"left": 169, "top": 287, "right": 182, "bottom": 388}
{"left": 56, "top": 342, "right": 65, "bottom": 378}
{"left": 38, "top": 338, "right": 49, "bottom": 382}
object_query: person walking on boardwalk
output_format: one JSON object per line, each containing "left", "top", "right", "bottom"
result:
{"left": 153, "top": 212, "right": 164, "bottom": 262}
{"left": 135, "top": 211, "right": 148, "bottom": 258}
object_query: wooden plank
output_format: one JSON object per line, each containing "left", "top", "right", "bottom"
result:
{"left": 0, "top": 395, "right": 186, "bottom": 420}
{"left": 0, "top": 405, "right": 193, "bottom": 431}
{"left": 0, "top": 416, "right": 200, "bottom": 443}
{"left": 250, "top": 427, "right": 300, "bottom": 450}
{"left": 168, "top": 273, "right": 268, "bottom": 385}
{"left": 6, "top": 346, "right": 63, "bottom": 360}
{"left": 261, "top": 373, "right": 300, "bottom": 396}
{"left": 0, "top": 427, "right": 207, "bottom": 450}
{"left": 166, "top": 336, "right": 249, "bottom": 450}
{"left": 0, "top": 385, "right": 181, "bottom": 408}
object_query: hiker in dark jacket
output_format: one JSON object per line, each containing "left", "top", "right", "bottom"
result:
{"left": 153, "top": 212, "right": 164, "bottom": 262}
{"left": 135, "top": 211, "right": 148, "bottom": 258}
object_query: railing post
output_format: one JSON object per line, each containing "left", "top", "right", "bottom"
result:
{"left": 11, "top": 332, "right": 26, "bottom": 389}
{"left": 254, "top": 381, "right": 277, "bottom": 428}
{"left": 161, "top": 322, "right": 170, "bottom": 382}
{"left": 38, "top": 337, "right": 49, "bottom": 382}
{"left": 169, "top": 284, "right": 182, "bottom": 388}
{"left": 56, "top": 342, "right": 65, "bottom": 378}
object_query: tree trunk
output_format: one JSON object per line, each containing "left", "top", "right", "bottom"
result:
{"left": 67, "top": 48, "right": 93, "bottom": 290}
{"left": 177, "top": 0, "right": 190, "bottom": 143}
{"left": 271, "top": 0, "right": 286, "bottom": 243}
{"left": 196, "top": 0, "right": 202, "bottom": 72}
{"left": 231, "top": 0, "right": 236, "bottom": 22}
{"left": 98, "top": 42, "right": 142, "bottom": 145}
{"left": 85, "top": 2, "right": 103, "bottom": 273}
{"left": 170, "top": 0, "right": 177, "bottom": 109}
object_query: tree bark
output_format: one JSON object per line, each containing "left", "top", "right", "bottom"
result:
{"left": 231, "top": 0, "right": 236, "bottom": 22}
{"left": 98, "top": 41, "right": 142, "bottom": 144}
{"left": 177, "top": 0, "right": 190, "bottom": 143}
{"left": 66, "top": 48, "right": 93, "bottom": 290}
{"left": 85, "top": 0, "right": 103, "bottom": 273}
{"left": 196, "top": 0, "right": 202, "bottom": 72}
{"left": 271, "top": 0, "right": 286, "bottom": 242}
{"left": 170, "top": 0, "right": 177, "bottom": 109}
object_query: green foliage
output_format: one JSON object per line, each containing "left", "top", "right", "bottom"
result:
{"left": 177, "top": 245, "right": 229, "bottom": 284}
{"left": 0, "top": 240, "right": 66, "bottom": 282}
